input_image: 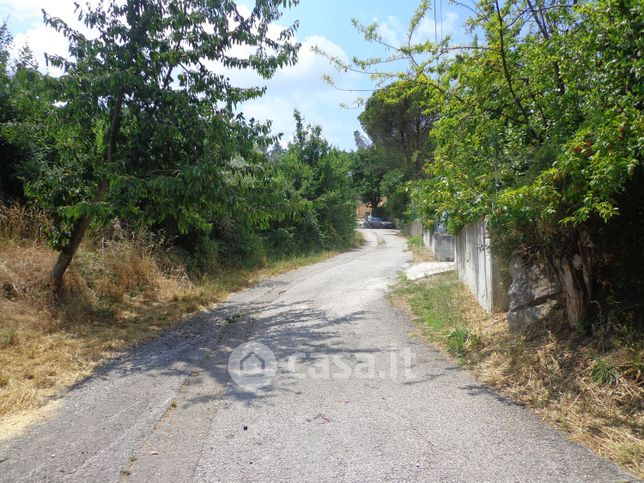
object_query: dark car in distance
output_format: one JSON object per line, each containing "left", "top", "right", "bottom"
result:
{"left": 365, "top": 215, "right": 395, "bottom": 229}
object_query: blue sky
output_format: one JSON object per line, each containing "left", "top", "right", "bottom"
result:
{"left": 0, "top": 0, "right": 470, "bottom": 150}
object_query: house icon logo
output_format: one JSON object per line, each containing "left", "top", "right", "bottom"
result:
{"left": 228, "top": 341, "right": 276, "bottom": 388}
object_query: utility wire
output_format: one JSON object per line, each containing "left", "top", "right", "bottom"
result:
{"left": 439, "top": 0, "right": 443, "bottom": 43}
{"left": 433, "top": 0, "right": 439, "bottom": 73}
{"left": 433, "top": 0, "right": 438, "bottom": 45}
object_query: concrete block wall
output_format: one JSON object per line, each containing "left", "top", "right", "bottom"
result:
{"left": 454, "top": 219, "right": 509, "bottom": 313}
{"left": 423, "top": 230, "right": 455, "bottom": 261}
{"left": 401, "top": 219, "right": 455, "bottom": 261}
{"left": 407, "top": 220, "right": 424, "bottom": 237}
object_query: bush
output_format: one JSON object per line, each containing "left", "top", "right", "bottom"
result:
{"left": 590, "top": 358, "right": 620, "bottom": 385}
{"left": 447, "top": 327, "right": 470, "bottom": 357}
{"left": 407, "top": 236, "right": 423, "bottom": 248}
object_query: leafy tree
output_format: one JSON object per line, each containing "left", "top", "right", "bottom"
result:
{"left": 350, "top": 130, "right": 388, "bottom": 216}
{"left": 351, "top": 145, "right": 386, "bottom": 213}
{"left": 328, "top": 0, "right": 643, "bottom": 327}
{"left": 379, "top": 168, "right": 409, "bottom": 220}
{"left": 264, "top": 111, "right": 356, "bottom": 252}
{"left": 349, "top": 81, "right": 438, "bottom": 221}
{"left": 353, "top": 130, "right": 369, "bottom": 150}
{"left": 13, "top": 45, "right": 38, "bottom": 71}
{"left": 0, "top": 25, "right": 53, "bottom": 202}
{"left": 358, "top": 80, "right": 437, "bottom": 179}
{"left": 27, "top": 0, "right": 300, "bottom": 294}
{"left": 0, "top": 22, "right": 19, "bottom": 201}
{"left": 420, "top": 0, "right": 643, "bottom": 325}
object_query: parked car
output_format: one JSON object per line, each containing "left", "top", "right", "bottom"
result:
{"left": 365, "top": 215, "right": 395, "bottom": 229}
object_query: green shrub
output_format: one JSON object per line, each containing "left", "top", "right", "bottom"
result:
{"left": 590, "top": 358, "right": 620, "bottom": 385}
{"left": 408, "top": 236, "right": 423, "bottom": 248}
{"left": 447, "top": 327, "right": 470, "bottom": 357}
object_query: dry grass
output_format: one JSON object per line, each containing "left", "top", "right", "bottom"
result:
{"left": 391, "top": 272, "right": 644, "bottom": 478}
{"left": 0, "top": 212, "right": 337, "bottom": 438}
{"left": 0, "top": 238, "right": 198, "bottom": 431}
{"left": 406, "top": 235, "right": 436, "bottom": 262}
{"left": 0, "top": 203, "right": 51, "bottom": 242}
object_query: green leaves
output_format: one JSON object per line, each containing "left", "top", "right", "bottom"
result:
{"left": 262, "top": 112, "right": 356, "bottom": 254}
{"left": 359, "top": 80, "right": 437, "bottom": 178}
{"left": 396, "top": 0, "right": 643, "bottom": 246}
{"left": 26, "top": 0, "right": 300, "bottom": 250}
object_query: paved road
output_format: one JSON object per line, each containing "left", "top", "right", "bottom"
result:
{"left": 0, "top": 230, "right": 634, "bottom": 482}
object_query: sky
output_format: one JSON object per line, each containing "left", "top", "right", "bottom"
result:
{"left": 0, "top": 0, "right": 471, "bottom": 150}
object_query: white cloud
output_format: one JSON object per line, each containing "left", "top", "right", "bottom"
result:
{"left": 1, "top": 0, "right": 65, "bottom": 22}
{"left": 231, "top": 35, "right": 359, "bottom": 147}
{"left": 414, "top": 11, "right": 459, "bottom": 43}
{"left": 2, "top": 0, "right": 362, "bottom": 148}
{"left": 12, "top": 24, "right": 69, "bottom": 73}
{"left": 4, "top": 0, "right": 101, "bottom": 73}
{"left": 376, "top": 16, "right": 404, "bottom": 46}
{"left": 372, "top": 11, "right": 459, "bottom": 48}
{"left": 0, "top": 0, "right": 101, "bottom": 25}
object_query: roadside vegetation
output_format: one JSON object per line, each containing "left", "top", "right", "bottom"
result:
{"left": 325, "top": 0, "right": 643, "bottom": 333}
{"left": 1, "top": 0, "right": 641, "bottom": 471}
{"left": 391, "top": 271, "right": 643, "bottom": 477}
{"left": 0, "top": 203, "right": 344, "bottom": 438}
{"left": 348, "top": 81, "right": 435, "bottom": 223}
{"left": 0, "top": 1, "right": 358, "bottom": 434}
{"left": 406, "top": 235, "right": 435, "bottom": 262}
{"left": 328, "top": 1, "right": 643, "bottom": 470}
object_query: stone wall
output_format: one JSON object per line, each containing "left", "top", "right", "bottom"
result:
{"left": 507, "top": 257, "right": 564, "bottom": 331}
{"left": 404, "top": 218, "right": 563, "bottom": 329}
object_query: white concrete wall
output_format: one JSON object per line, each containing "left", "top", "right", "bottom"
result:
{"left": 408, "top": 220, "right": 423, "bottom": 237}
{"left": 423, "top": 231, "right": 454, "bottom": 261}
{"left": 431, "top": 233, "right": 455, "bottom": 261}
{"left": 423, "top": 229, "right": 431, "bottom": 251}
{"left": 423, "top": 225, "right": 455, "bottom": 262}
{"left": 404, "top": 219, "right": 455, "bottom": 261}
{"left": 455, "top": 220, "right": 508, "bottom": 312}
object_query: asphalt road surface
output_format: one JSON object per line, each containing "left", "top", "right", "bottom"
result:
{"left": 0, "top": 229, "right": 634, "bottom": 482}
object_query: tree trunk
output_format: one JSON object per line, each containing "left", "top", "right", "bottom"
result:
{"left": 51, "top": 92, "right": 123, "bottom": 297}
{"left": 551, "top": 229, "right": 594, "bottom": 327}
{"left": 51, "top": 215, "right": 93, "bottom": 296}
{"left": 555, "top": 255, "right": 588, "bottom": 326}
{"left": 369, "top": 196, "right": 380, "bottom": 213}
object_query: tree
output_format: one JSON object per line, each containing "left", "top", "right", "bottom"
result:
{"left": 0, "top": 25, "right": 53, "bottom": 202}
{"left": 326, "top": 0, "right": 643, "bottom": 327}
{"left": 352, "top": 80, "right": 438, "bottom": 221}
{"left": 350, "top": 144, "right": 390, "bottom": 213}
{"left": 358, "top": 80, "right": 437, "bottom": 179}
{"left": 29, "top": 0, "right": 300, "bottom": 294}
{"left": 353, "top": 130, "right": 370, "bottom": 150}
{"left": 263, "top": 111, "right": 356, "bottom": 252}
{"left": 350, "top": 130, "right": 389, "bottom": 215}
{"left": 0, "top": 21, "right": 17, "bottom": 201}
{"left": 13, "top": 45, "right": 38, "bottom": 71}
{"left": 417, "top": 0, "right": 644, "bottom": 325}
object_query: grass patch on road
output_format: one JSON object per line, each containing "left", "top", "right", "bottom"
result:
{"left": 390, "top": 272, "right": 644, "bottom": 478}
{"left": 0, "top": 224, "right": 338, "bottom": 439}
